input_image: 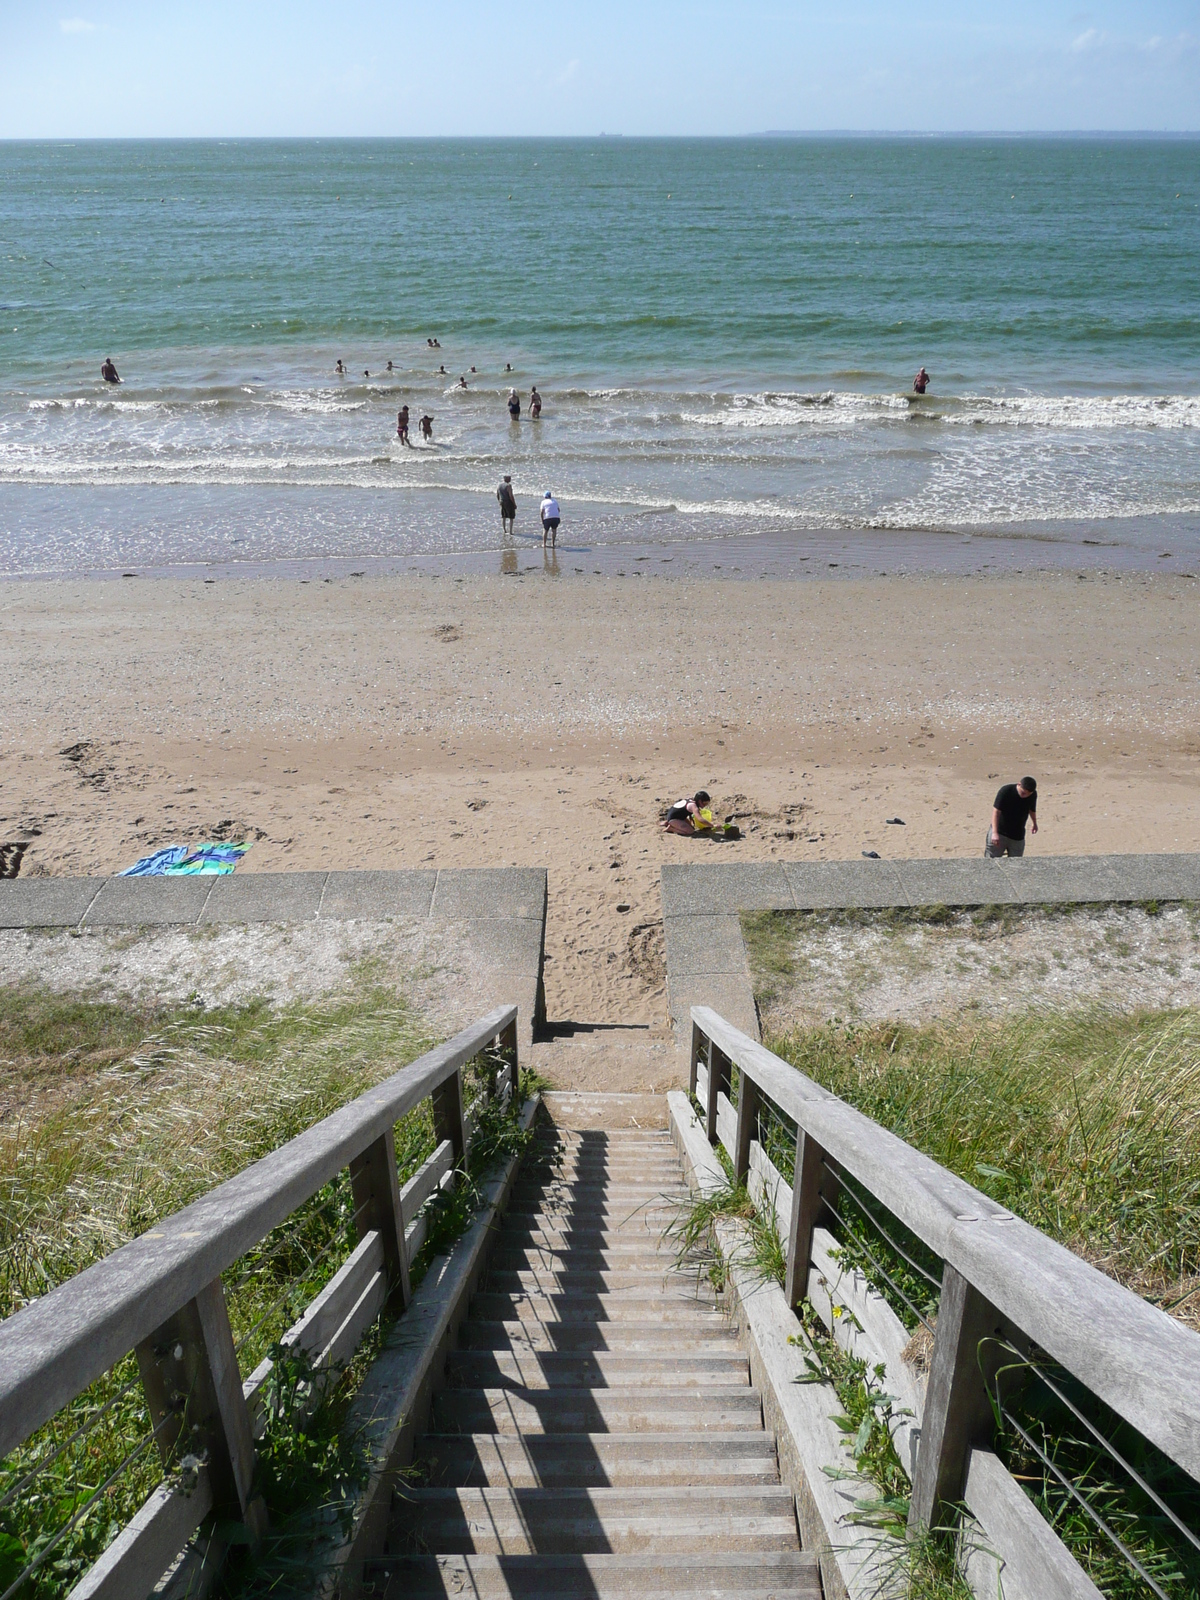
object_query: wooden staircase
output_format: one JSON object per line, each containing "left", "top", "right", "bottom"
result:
{"left": 373, "top": 1113, "right": 822, "bottom": 1598}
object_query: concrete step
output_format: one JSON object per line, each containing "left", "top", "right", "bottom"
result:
{"left": 487, "top": 1248, "right": 681, "bottom": 1275}
{"left": 483, "top": 1269, "right": 717, "bottom": 1295}
{"left": 445, "top": 1351, "right": 748, "bottom": 1389}
{"left": 415, "top": 1432, "right": 781, "bottom": 1488}
{"left": 498, "top": 1233, "right": 677, "bottom": 1260}
{"left": 430, "top": 1386, "right": 764, "bottom": 1435}
{"left": 469, "top": 1292, "right": 725, "bottom": 1323}
{"left": 459, "top": 1321, "right": 739, "bottom": 1354}
{"left": 523, "top": 1163, "right": 682, "bottom": 1176}
{"left": 370, "top": 1551, "right": 821, "bottom": 1600}
{"left": 501, "top": 1221, "right": 677, "bottom": 1247}
{"left": 506, "top": 1203, "right": 684, "bottom": 1223}
{"left": 387, "top": 1485, "right": 799, "bottom": 1555}
{"left": 512, "top": 1186, "right": 684, "bottom": 1207}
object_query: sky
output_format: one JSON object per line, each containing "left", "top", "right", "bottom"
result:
{"left": 1, "top": 1, "right": 1197, "bottom": 138}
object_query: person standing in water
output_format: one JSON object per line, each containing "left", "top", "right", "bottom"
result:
{"left": 497, "top": 475, "right": 517, "bottom": 535}
{"left": 100, "top": 357, "right": 120, "bottom": 384}
{"left": 396, "top": 405, "right": 410, "bottom": 445}
{"left": 529, "top": 386, "right": 542, "bottom": 418}
{"left": 540, "top": 490, "right": 561, "bottom": 547}
{"left": 507, "top": 388, "right": 521, "bottom": 421}
{"left": 913, "top": 366, "right": 930, "bottom": 394}
{"left": 420, "top": 414, "right": 433, "bottom": 440}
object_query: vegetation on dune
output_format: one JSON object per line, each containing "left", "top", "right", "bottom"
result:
{"left": 764, "top": 1006, "right": 1200, "bottom": 1323}
{"left": 0, "top": 974, "right": 539, "bottom": 1599}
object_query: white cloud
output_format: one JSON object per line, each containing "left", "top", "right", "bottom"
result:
{"left": 59, "top": 18, "right": 97, "bottom": 33}
{"left": 1070, "top": 27, "right": 1102, "bottom": 51}
{"left": 557, "top": 58, "right": 580, "bottom": 85}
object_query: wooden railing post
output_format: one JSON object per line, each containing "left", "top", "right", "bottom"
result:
{"left": 498, "top": 1017, "right": 519, "bottom": 1102}
{"left": 688, "top": 1019, "right": 705, "bottom": 1099}
{"left": 705, "top": 1039, "right": 731, "bottom": 1147}
{"left": 909, "top": 1263, "right": 1002, "bottom": 1532}
{"left": 135, "top": 1277, "right": 267, "bottom": 1543}
{"left": 784, "top": 1127, "right": 833, "bottom": 1309}
{"left": 349, "top": 1127, "right": 411, "bottom": 1310}
{"left": 733, "top": 1071, "right": 760, "bottom": 1187}
{"left": 432, "top": 1066, "right": 468, "bottom": 1165}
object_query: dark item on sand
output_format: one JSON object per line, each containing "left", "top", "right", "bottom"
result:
{"left": 862, "top": 850, "right": 881, "bottom": 859}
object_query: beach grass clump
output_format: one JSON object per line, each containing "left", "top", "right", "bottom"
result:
{"left": 765, "top": 1007, "right": 1200, "bottom": 1323}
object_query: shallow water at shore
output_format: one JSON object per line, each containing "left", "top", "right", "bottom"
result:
{"left": 2, "top": 483, "right": 1197, "bottom": 582}
{"left": 4, "top": 136, "right": 1200, "bottom": 576}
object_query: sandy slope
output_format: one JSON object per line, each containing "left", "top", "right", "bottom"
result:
{"left": 3, "top": 569, "right": 1199, "bottom": 1059}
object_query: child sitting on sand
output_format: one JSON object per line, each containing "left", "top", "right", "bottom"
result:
{"left": 662, "top": 790, "right": 714, "bottom": 835}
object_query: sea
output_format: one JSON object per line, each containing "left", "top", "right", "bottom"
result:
{"left": 2, "top": 136, "right": 1198, "bottom": 580}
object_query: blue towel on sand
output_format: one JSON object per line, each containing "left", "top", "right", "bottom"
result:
{"left": 121, "top": 841, "right": 251, "bottom": 877}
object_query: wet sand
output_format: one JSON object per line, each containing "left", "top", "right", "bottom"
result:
{"left": 3, "top": 568, "right": 1199, "bottom": 1051}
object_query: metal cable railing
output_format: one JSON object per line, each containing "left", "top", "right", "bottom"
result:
{"left": 687, "top": 1005, "right": 1200, "bottom": 1600}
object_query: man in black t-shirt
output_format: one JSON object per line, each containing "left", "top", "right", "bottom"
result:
{"left": 985, "top": 777, "right": 1038, "bottom": 857}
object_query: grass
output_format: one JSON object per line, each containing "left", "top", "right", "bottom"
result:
{"left": 755, "top": 1008, "right": 1200, "bottom": 1597}
{"left": 763, "top": 1007, "right": 1200, "bottom": 1322}
{"left": 0, "top": 973, "right": 473, "bottom": 1599}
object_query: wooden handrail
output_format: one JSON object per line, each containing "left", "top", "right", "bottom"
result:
{"left": 0, "top": 1005, "right": 517, "bottom": 1461}
{"left": 690, "top": 1005, "right": 1200, "bottom": 1489}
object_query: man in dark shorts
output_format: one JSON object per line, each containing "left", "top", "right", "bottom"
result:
{"left": 986, "top": 777, "right": 1038, "bottom": 857}
{"left": 396, "top": 405, "right": 410, "bottom": 445}
{"left": 101, "top": 357, "right": 120, "bottom": 384}
{"left": 540, "top": 491, "right": 560, "bottom": 547}
{"left": 913, "top": 366, "right": 930, "bottom": 394}
{"left": 497, "top": 475, "right": 516, "bottom": 535}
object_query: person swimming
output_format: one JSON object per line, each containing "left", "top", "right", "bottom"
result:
{"left": 458, "top": 375, "right": 468, "bottom": 388}
{"left": 335, "top": 359, "right": 345, "bottom": 375}
{"left": 913, "top": 366, "right": 930, "bottom": 394}
{"left": 508, "top": 388, "right": 521, "bottom": 420}
{"left": 100, "top": 357, "right": 120, "bottom": 384}
{"left": 530, "top": 386, "right": 542, "bottom": 418}
{"left": 439, "top": 365, "right": 447, "bottom": 375}
{"left": 386, "top": 360, "right": 393, "bottom": 371}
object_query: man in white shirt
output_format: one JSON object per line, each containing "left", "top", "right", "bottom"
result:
{"left": 540, "top": 492, "right": 561, "bottom": 547}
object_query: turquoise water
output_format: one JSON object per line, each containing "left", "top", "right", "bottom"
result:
{"left": 2, "top": 137, "right": 1199, "bottom": 574}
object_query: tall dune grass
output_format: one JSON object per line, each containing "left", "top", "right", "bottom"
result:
{"left": 767, "top": 1007, "right": 1200, "bottom": 1324}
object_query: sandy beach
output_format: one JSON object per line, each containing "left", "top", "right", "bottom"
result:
{"left": 4, "top": 568, "right": 1199, "bottom": 1045}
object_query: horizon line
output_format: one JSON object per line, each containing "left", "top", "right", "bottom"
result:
{"left": 2, "top": 128, "right": 1199, "bottom": 143}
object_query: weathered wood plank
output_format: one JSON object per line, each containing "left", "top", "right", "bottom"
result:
{"left": 715, "top": 1092, "right": 736, "bottom": 1160}
{"left": 400, "top": 1140, "right": 454, "bottom": 1229}
{"left": 691, "top": 1005, "right": 1200, "bottom": 1484}
{"left": 66, "top": 1466, "right": 212, "bottom": 1600}
{"left": 806, "top": 1224, "right": 925, "bottom": 1481}
{"left": 318, "top": 1269, "right": 388, "bottom": 1381}
{"left": 963, "top": 1446, "right": 1104, "bottom": 1600}
{"left": 0, "top": 1005, "right": 517, "bottom": 1460}
{"left": 748, "top": 1140, "right": 792, "bottom": 1227}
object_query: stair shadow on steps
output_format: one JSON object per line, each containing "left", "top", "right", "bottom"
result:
{"left": 374, "top": 1115, "right": 821, "bottom": 1598}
